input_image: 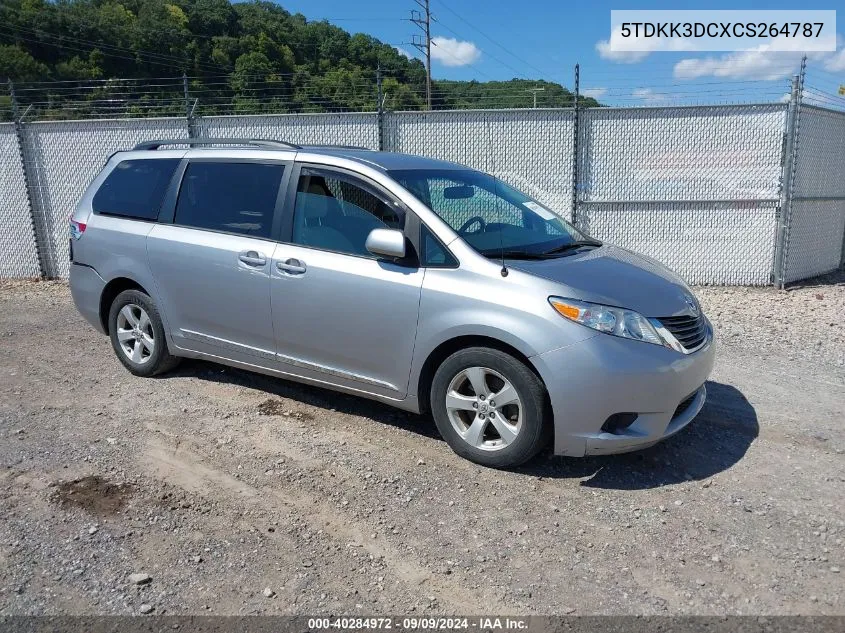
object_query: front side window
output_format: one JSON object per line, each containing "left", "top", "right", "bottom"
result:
{"left": 391, "top": 168, "right": 595, "bottom": 259}
{"left": 420, "top": 224, "right": 457, "bottom": 267}
{"left": 93, "top": 159, "right": 180, "bottom": 220}
{"left": 291, "top": 168, "right": 404, "bottom": 256}
{"left": 174, "top": 162, "right": 285, "bottom": 238}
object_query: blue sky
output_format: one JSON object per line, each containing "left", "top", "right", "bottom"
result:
{"left": 276, "top": 0, "right": 845, "bottom": 107}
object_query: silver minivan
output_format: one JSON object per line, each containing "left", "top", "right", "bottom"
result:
{"left": 70, "top": 139, "right": 715, "bottom": 469}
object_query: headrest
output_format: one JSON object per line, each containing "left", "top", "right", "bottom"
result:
{"left": 300, "top": 192, "right": 342, "bottom": 219}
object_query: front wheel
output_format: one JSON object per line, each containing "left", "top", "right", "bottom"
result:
{"left": 430, "top": 347, "right": 550, "bottom": 468}
{"left": 108, "top": 289, "right": 179, "bottom": 377}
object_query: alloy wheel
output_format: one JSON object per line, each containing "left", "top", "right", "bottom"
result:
{"left": 115, "top": 303, "right": 155, "bottom": 365}
{"left": 445, "top": 366, "right": 522, "bottom": 451}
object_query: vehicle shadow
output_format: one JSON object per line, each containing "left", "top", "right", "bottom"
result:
{"left": 163, "top": 364, "right": 757, "bottom": 490}
{"left": 163, "top": 359, "right": 441, "bottom": 440}
{"left": 520, "top": 380, "right": 759, "bottom": 490}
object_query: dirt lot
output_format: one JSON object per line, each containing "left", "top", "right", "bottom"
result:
{"left": 0, "top": 276, "right": 843, "bottom": 616}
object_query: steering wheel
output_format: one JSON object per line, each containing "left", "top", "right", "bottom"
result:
{"left": 457, "top": 216, "right": 487, "bottom": 234}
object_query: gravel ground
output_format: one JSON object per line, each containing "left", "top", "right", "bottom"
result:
{"left": 0, "top": 275, "right": 843, "bottom": 616}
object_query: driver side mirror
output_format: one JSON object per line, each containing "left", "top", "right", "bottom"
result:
{"left": 365, "top": 228, "right": 406, "bottom": 259}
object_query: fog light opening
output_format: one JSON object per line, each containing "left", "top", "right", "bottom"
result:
{"left": 601, "top": 413, "right": 638, "bottom": 435}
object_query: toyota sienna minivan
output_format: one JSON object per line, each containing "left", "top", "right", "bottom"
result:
{"left": 69, "top": 139, "right": 715, "bottom": 469}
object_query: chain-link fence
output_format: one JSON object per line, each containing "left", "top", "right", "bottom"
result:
{"left": 383, "top": 109, "right": 575, "bottom": 219}
{"left": 197, "top": 113, "right": 380, "bottom": 149}
{"left": 575, "top": 104, "right": 786, "bottom": 285}
{"left": 0, "top": 100, "right": 843, "bottom": 286}
{"left": 780, "top": 105, "right": 845, "bottom": 284}
{"left": 0, "top": 123, "right": 40, "bottom": 278}
{"left": 20, "top": 117, "right": 189, "bottom": 278}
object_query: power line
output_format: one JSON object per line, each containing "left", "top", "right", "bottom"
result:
{"left": 429, "top": 17, "right": 527, "bottom": 80}
{"left": 433, "top": 0, "right": 550, "bottom": 80}
{"left": 0, "top": 23, "right": 230, "bottom": 73}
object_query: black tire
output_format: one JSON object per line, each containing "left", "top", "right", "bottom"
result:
{"left": 430, "top": 347, "right": 550, "bottom": 469}
{"left": 108, "top": 289, "right": 180, "bottom": 377}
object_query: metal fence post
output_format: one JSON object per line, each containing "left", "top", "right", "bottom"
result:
{"left": 841, "top": 213, "right": 845, "bottom": 269}
{"left": 773, "top": 61, "right": 805, "bottom": 288}
{"left": 571, "top": 63, "right": 580, "bottom": 225}
{"left": 8, "top": 79, "right": 48, "bottom": 279}
{"left": 376, "top": 65, "right": 384, "bottom": 151}
{"left": 183, "top": 73, "right": 198, "bottom": 138}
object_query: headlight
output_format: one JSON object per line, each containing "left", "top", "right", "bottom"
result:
{"left": 548, "top": 297, "right": 665, "bottom": 347}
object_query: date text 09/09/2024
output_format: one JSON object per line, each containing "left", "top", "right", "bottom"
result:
{"left": 307, "top": 617, "right": 530, "bottom": 630}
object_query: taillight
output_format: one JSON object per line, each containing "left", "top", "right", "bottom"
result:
{"left": 69, "top": 217, "right": 86, "bottom": 240}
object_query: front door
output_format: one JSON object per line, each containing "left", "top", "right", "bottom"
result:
{"left": 270, "top": 166, "right": 424, "bottom": 398}
{"left": 147, "top": 159, "right": 287, "bottom": 363}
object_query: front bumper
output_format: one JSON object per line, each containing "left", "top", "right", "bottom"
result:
{"left": 532, "top": 324, "right": 715, "bottom": 456}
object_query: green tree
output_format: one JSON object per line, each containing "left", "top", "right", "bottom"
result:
{"left": 0, "top": 44, "right": 49, "bottom": 81}
{"left": 0, "top": 0, "right": 600, "bottom": 117}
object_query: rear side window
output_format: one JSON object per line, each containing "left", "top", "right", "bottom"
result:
{"left": 92, "top": 159, "right": 179, "bottom": 220}
{"left": 173, "top": 162, "right": 284, "bottom": 239}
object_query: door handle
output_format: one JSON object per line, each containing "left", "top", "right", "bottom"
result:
{"left": 238, "top": 250, "right": 266, "bottom": 267}
{"left": 276, "top": 258, "right": 306, "bottom": 275}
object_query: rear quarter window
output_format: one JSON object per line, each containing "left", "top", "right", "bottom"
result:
{"left": 92, "top": 159, "right": 180, "bottom": 220}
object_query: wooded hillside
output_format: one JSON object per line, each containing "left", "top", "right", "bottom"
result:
{"left": 0, "top": 0, "right": 597, "bottom": 118}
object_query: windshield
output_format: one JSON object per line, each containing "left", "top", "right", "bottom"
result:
{"left": 389, "top": 168, "right": 596, "bottom": 258}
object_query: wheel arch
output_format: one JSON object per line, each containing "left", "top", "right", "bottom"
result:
{"left": 98, "top": 277, "right": 150, "bottom": 334}
{"left": 415, "top": 334, "right": 548, "bottom": 415}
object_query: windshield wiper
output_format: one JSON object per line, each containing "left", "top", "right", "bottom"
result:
{"left": 481, "top": 249, "right": 550, "bottom": 260}
{"left": 481, "top": 241, "right": 602, "bottom": 260}
{"left": 539, "top": 240, "right": 602, "bottom": 256}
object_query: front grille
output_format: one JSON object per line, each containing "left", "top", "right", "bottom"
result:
{"left": 658, "top": 314, "right": 707, "bottom": 351}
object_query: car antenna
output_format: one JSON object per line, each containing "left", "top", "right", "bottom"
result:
{"left": 487, "top": 132, "right": 508, "bottom": 277}
{"left": 494, "top": 175, "right": 508, "bottom": 277}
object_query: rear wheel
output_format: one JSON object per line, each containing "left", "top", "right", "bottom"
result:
{"left": 108, "top": 289, "right": 179, "bottom": 377}
{"left": 430, "top": 347, "right": 550, "bottom": 468}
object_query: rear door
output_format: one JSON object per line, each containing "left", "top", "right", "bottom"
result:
{"left": 147, "top": 157, "right": 290, "bottom": 363}
{"left": 269, "top": 165, "right": 424, "bottom": 398}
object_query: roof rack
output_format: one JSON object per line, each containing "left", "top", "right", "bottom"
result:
{"left": 133, "top": 138, "right": 301, "bottom": 151}
{"left": 300, "top": 144, "right": 373, "bottom": 151}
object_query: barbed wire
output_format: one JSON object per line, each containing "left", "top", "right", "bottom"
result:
{"left": 2, "top": 67, "right": 842, "bottom": 122}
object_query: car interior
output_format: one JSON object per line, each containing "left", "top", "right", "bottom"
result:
{"left": 293, "top": 172, "right": 402, "bottom": 256}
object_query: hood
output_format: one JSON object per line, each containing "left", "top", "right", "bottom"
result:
{"left": 507, "top": 245, "right": 696, "bottom": 318}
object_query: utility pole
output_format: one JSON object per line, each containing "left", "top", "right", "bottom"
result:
{"left": 526, "top": 87, "right": 545, "bottom": 108}
{"left": 410, "top": 0, "right": 431, "bottom": 110}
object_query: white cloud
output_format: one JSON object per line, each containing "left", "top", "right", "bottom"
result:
{"left": 596, "top": 25, "right": 690, "bottom": 64}
{"left": 779, "top": 92, "right": 792, "bottom": 103}
{"left": 581, "top": 87, "right": 608, "bottom": 99}
{"left": 596, "top": 33, "right": 650, "bottom": 64}
{"left": 824, "top": 39, "right": 845, "bottom": 71}
{"left": 673, "top": 50, "right": 804, "bottom": 81}
{"left": 633, "top": 88, "right": 670, "bottom": 106}
{"left": 430, "top": 37, "right": 481, "bottom": 67}
{"left": 599, "top": 26, "right": 845, "bottom": 74}
{"left": 673, "top": 33, "right": 845, "bottom": 80}
{"left": 394, "top": 46, "right": 413, "bottom": 60}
